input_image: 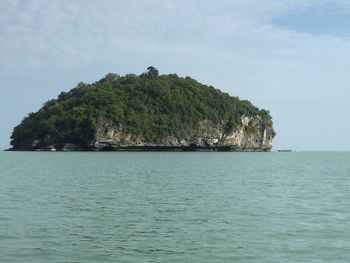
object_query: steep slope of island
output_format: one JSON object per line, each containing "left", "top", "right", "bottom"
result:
{"left": 10, "top": 67, "right": 276, "bottom": 151}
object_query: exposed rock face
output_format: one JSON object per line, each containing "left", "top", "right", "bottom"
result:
{"left": 94, "top": 115, "right": 274, "bottom": 151}
{"left": 13, "top": 114, "right": 274, "bottom": 151}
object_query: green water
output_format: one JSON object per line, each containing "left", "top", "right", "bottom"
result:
{"left": 0, "top": 152, "right": 349, "bottom": 262}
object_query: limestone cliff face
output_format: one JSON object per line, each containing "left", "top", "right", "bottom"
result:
{"left": 94, "top": 115, "right": 274, "bottom": 151}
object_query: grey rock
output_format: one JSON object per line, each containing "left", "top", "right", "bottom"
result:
{"left": 93, "top": 115, "right": 274, "bottom": 151}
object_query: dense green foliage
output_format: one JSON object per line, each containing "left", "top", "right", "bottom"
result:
{"left": 10, "top": 68, "right": 274, "bottom": 149}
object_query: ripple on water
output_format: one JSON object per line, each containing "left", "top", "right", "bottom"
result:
{"left": 0, "top": 152, "right": 349, "bottom": 262}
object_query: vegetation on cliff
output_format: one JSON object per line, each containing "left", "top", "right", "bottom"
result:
{"left": 10, "top": 67, "right": 275, "bottom": 149}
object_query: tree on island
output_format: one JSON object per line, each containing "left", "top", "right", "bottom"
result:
{"left": 141, "top": 66, "right": 159, "bottom": 78}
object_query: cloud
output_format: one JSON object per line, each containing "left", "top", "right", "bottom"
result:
{"left": 1, "top": 0, "right": 350, "bottom": 149}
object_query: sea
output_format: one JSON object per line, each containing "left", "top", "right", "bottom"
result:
{"left": 0, "top": 151, "right": 349, "bottom": 262}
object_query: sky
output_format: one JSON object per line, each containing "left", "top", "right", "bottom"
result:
{"left": 1, "top": 0, "right": 350, "bottom": 150}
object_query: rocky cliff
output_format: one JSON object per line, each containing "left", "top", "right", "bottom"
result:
{"left": 94, "top": 115, "right": 273, "bottom": 151}
{"left": 9, "top": 67, "right": 275, "bottom": 151}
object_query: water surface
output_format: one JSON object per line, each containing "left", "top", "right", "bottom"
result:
{"left": 0, "top": 152, "right": 349, "bottom": 262}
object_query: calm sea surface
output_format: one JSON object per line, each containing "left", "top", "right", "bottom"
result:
{"left": 0, "top": 151, "right": 349, "bottom": 262}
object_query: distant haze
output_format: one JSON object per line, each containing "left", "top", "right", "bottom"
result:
{"left": 1, "top": 0, "right": 350, "bottom": 150}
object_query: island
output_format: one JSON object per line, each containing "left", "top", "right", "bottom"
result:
{"left": 9, "top": 67, "right": 276, "bottom": 151}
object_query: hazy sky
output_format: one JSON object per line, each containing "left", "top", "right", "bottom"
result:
{"left": 1, "top": 0, "right": 350, "bottom": 150}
